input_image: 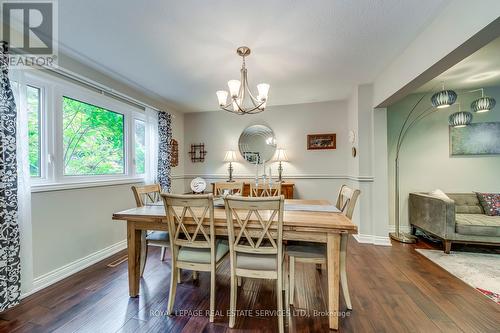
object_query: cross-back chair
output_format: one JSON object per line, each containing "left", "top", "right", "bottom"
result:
{"left": 131, "top": 184, "right": 169, "bottom": 276}
{"left": 286, "top": 184, "right": 360, "bottom": 310}
{"left": 249, "top": 182, "right": 281, "bottom": 197}
{"left": 214, "top": 182, "right": 243, "bottom": 196}
{"left": 161, "top": 193, "right": 229, "bottom": 323}
{"left": 224, "top": 195, "right": 286, "bottom": 333}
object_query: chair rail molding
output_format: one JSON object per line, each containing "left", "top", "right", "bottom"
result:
{"left": 181, "top": 174, "right": 374, "bottom": 182}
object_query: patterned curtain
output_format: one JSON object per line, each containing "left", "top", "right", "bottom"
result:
{"left": 0, "top": 42, "right": 21, "bottom": 311}
{"left": 157, "top": 111, "right": 172, "bottom": 192}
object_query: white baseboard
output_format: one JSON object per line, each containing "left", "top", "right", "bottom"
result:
{"left": 23, "top": 239, "right": 127, "bottom": 299}
{"left": 353, "top": 234, "right": 392, "bottom": 246}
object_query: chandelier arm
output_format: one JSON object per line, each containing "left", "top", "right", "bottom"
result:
{"left": 238, "top": 68, "right": 246, "bottom": 103}
{"left": 243, "top": 71, "right": 262, "bottom": 106}
{"left": 220, "top": 100, "right": 266, "bottom": 114}
{"left": 220, "top": 105, "right": 242, "bottom": 114}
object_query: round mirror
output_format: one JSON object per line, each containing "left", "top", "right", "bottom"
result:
{"left": 238, "top": 125, "right": 277, "bottom": 164}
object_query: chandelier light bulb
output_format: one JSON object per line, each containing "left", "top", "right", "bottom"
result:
{"left": 257, "top": 83, "right": 270, "bottom": 100}
{"left": 216, "top": 90, "right": 228, "bottom": 106}
{"left": 228, "top": 80, "right": 241, "bottom": 98}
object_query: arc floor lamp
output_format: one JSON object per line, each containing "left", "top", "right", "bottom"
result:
{"left": 390, "top": 84, "right": 496, "bottom": 243}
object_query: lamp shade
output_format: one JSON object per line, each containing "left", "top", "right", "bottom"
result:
{"left": 449, "top": 111, "right": 472, "bottom": 128}
{"left": 224, "top": 150, "right": 238, "bottom": 162}
{"left": 257, "top": 83, "right": 270, "bottom": 100}
{"left": 273, "top": 148, "right": 288, "bottom": 162}
{"left": 431, "top": 89, "right": 457, "bottom": 108}
{"left": 216, "top": 90, "right": 228, "bottom": 106}
{"left": 228, "top": 80, "right": 241, "bottom": 98}
{"left": 471, "top": 96, "right": 496, "bottom": 113}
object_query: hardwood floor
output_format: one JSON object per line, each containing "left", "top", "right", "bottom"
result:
{"left": 1, "top": 236, "right": 499, "bottom": 333}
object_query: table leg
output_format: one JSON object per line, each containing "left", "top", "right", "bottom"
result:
{"left": 327, "top": 233, "right": 340, "bottom": 330}
{"left": 127, "top": 221, "right": 141, "bottom": 297}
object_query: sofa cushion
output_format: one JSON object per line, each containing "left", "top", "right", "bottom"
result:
{"left": 475, "top": 192, "right": 500, "bottom": 216}
{"left": 455, "top": 214, "right": 500, "bottom": 237}
{"left": 447, "top": 193, "right": 484, "bottom": 214}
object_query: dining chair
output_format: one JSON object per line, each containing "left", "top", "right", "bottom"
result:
{"left": 214, "top": 182, "right": 243, "bottom": 196}
{"left": 131, "top": 184, "right": 170, "bottom": 276}
{"left": 249, "top": 182, "right": 281, "bottom": 197}
{"left": 286, "top": 185, "right": 360, "bottom": 310}
{"left": 224, "top": 195, "right": 286, "bottom": 333}
{"left": 161, "top": 193, "right": 229, "bottom": 322}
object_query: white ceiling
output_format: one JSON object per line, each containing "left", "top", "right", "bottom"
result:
{"left": 417, "top": 36, "right": 500, "bottom": 93}
{"left": 58, "top": 0, "right": 449, "bottom": 111}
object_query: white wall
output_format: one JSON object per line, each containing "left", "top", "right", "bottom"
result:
{"left": 346, "top": 85, "right": 390, "bottom": 245}
{"left": 183, "top": 101, "right": 352, "bottom": 200}
{"left": 387, "top": 86, "right": 500, "bottom": 229}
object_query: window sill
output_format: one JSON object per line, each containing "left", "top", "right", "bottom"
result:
{"left": 31, "top": 177, "right": 145, "bottom": 193}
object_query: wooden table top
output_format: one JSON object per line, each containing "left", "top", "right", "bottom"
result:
{"left": 113, "top": 199, "right": 357, "bottom": 233}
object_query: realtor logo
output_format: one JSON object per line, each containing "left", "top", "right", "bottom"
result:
{"left": 1, "top": 0, "right": 58, "bottom": 67}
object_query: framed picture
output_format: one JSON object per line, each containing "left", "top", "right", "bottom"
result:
{"left": 450, "top": 122, "right": 500, "bottom": 156}
{"left": 307, "top": 133, "right": 336, "bottom": 150}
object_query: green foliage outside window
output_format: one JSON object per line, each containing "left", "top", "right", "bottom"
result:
{"left": 63, "top": 96, "right": 124, "bottom": 175}
{"left": 135, "top": 120, "right": 145, "bottom": 174}
{"left": 27, "top": 86, "right": 41, "bottom": 177}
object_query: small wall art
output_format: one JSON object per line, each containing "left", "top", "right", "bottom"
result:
{"left": 307, "top": 133, "right": 336, "bottom": 150}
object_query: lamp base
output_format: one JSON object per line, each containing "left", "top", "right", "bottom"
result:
{"left": 389, "top": 232, "right": 417, "bottom": 244}
{"left": 226, "top": 180, "right": 235, "bottom": 182}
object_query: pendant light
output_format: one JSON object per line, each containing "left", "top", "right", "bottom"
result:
{"left": 471, "top": 89, "right": 496, "bottom": 113}
{"left": 431, "top": 82, "right": 457, "bottom": 108}
{"left": 449, "top": 104, "right": 473, "bottom": 128}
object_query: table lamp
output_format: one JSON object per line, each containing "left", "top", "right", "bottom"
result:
{"left": 274, "top": 148, "right": 288, "bottom": 182}
{"left": 224, "top": 150, "right": 237, "bottom": 182}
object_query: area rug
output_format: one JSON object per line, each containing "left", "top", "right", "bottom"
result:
{"left": 415, "top": 249, "right": 500, "bottom": 304}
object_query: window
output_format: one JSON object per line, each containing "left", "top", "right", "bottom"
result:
{"left": 27, "top": 86, "right": 41, "bottom": 177}
{"left": 62, "top": 96, "right": 125, "bottom": 176}
{"left": 15, "top": 71, "right": 149, "bottom": 191}
{"left": 134, "top": 119, "right": 145, "bottom": 174}
{"left": 10, "top": 82, "right": 43, "bottom": 178}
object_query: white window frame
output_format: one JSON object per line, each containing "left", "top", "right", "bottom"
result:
{"left": 24, "top": 71, "right": 147, "bottom": 192}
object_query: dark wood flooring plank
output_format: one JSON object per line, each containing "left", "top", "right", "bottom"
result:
{"left": 0, "top": 237, "right": 499, "bottom": 333}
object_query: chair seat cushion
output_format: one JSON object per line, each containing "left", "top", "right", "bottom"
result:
{"left": 177, "top": 240, "right": 229, "bottom": 264}
{"left": 455, "top": 214, "right": 500, "bottom": 237}
{"left": 286, "top": 242, "right": 326, "bottom": 259}
{"left": 146, "top": 231, "right": 169, "bottom": 241}
{"left": 236, "top": 253, "right": 278, "bottom": 271}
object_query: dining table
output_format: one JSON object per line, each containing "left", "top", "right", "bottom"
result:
{"left": 112, "top": 199, "right": 357, "bottom": 330}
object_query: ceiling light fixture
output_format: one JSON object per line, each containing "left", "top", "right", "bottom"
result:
{"left": 216, "top": 46, "right": 269, "bottom": 115}
{"left": 431, "top": 82, "right": 457, "bottom": 108}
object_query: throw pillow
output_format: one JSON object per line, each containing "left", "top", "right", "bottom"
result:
{"left": 475, "top": 192, "right": 500, "bottom": 216}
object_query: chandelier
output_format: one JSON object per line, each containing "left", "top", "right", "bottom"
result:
{"left": 216, "top": 46, "right": 269, "bottom": 115}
